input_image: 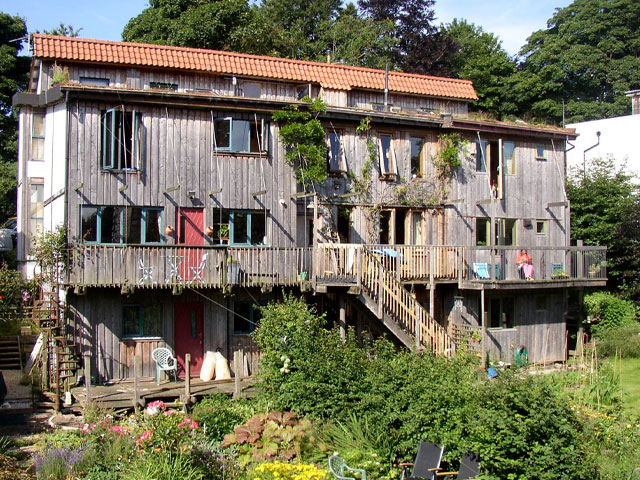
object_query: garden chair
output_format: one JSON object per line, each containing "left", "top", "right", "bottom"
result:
{"left": 472, "top": 263, "right": 489, "bottom": 279}
{"left": 329, "top": 455, "right": 367, "bottom": 480}
{"left": 400, "top": 441, "right": 444, "bottom": 480}
{"left": 436, "top": 452, "right": 481, "bottom": 480}
{"left": 151, "top": 347, "right": 178, "bottom": 385}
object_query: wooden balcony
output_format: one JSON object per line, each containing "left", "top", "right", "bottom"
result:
{"left": 66, "top": 244, "right": 606, "bottom": 290}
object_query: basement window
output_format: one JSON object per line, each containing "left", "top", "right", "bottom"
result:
{"left": 101, "top": 109, "right": 143, "bottom": 170}
{"left": 213, "top": 117, "right": 268, "bottom": 153}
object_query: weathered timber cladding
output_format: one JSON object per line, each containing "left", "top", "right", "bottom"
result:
{"left": 348, "top": 90, "right": 468, "bottom": 115}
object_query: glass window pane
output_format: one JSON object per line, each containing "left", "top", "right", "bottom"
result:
{"left": 503, "top": 141, "right": 515, "bottom": 174}
{"left": 123, "top": 306, "right": 140, "bottom": 336}
{"left": 329, "top": 131, "right": 342, "bottom": 171}
{"left": 380, "top": 135, "right": 392, "bottom": 174}
{"left": 411, "top": 137, "right": 423, "bottom": 177}
{"left": 233, "top": 120, "right": 251, "bottom": 152}
{"left": 121, "top": 111, "right": 134, "bottom": 169}
{"left": 250, "top": 212, "right": 266, "bottom": 245}
{"left": 475, "top": 141, "right": 487, "bottom": 172}
{"left": 81, "top": 206, "right": 98, "bottom": 242}
{"left": 476, "top": 218, "right": 488, "bottom": 246}
{"left": 234, "top": 302, "right": 252, "bottom": 334}
{"left": 145, "top": 209, "right": 162, "bottom": 243}
{"left": 32, "top": 138, "right": 44, "bottom": 161}
{"left": 100, "top": 206, "right": 122, "bottom": 243}
{"left": 124, "top": 207, "right": 142, "bottom": 243}
{"left": 33, "top": 114, "right": 44, "bottom": 136}
{"left": 143, "top": 304, "right": 162, "bottom": 336}
{"left": 214, "top": 119, "right": 230, "bottom": 149}
{"left": 243, "top": 82, "right": 261, "bottom": 98}
{"left": 233, "top": 211, "right": 248, "bottom": 244}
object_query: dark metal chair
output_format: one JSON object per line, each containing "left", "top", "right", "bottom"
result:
{"left": 436, "top": 452, "right": 481, "bottom": 480}
{"left": 400, "top": 441, "right": 444, "bottom": 480}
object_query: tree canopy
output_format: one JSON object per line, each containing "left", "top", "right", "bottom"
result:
{"left": 509, "top": 0, "right": 640, "bottom": 124}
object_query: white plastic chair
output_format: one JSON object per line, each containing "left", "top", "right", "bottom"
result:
{"left": 151, "top": 347, "right": 177, "bottom": 385}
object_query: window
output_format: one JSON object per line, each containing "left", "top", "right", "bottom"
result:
{"left": 496, "top": 218, "right": 516, "bottom": 246}
{"left": 123, "top": 304, "right": 162, "bottom": 338}
{"left": 476, "top": 217, "right": 489, "bottom": 246}
{"left": 475, "top": 139, "right": 516, "bottom": 198}
{"left": 378, "top": 134, "right": 397, "bottom": 176}
{"left": 79, "top": 77, "right": 109, "bottom": 86}
{"left": 233, "top": 301, "right": 263, "bottom": 334}
{"left": 411, "top": 212, "right": 423, "bottom": 245}
{"left": 212, "top": 209, "right": 268, "bottom": 246}
{"left": 410, "top": 137, "right": 424, "bottom": 177}
{"left": 32, "top": 113, "right": 45, "bottom": 161}
{"left": 101, "top": 109, "right": 142, "bottom": 170}
{"left": 149, "top": 82, "right": 177, "bottom": 91}
{"left": 242, "top": 82, "right": 261, "bottom": 98}
{"left": 536, "top": 220, "right": 547, "bottom": 235}
{"left": 327, "top": 130, "right": 346, "bottom": 172}
{"left": 213, "top": 117, "right": 268, "bottom": 153}
{"left": 488, "top": 297, "right": 515, "bottom": 329}
{"left": 296, "top": 84, "right": 312, "bottom": 100}
{"left": 475, "top": 140, "right": 487, "bottom": 172}
{"left": 80, "top": 206, "right": 163, "bottom": 244}
{"left": 535, "top": 144, "right": 547, "bottom": 160}
{"left": 503, "top": 141, "right": 516, "bottom": 174}
{"left": 29, "top": 179, "right": 44, "bottom": 249}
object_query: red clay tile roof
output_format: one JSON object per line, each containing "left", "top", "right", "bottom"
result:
{"left": 32, "top": 34, "right": 478, "bottom": 101}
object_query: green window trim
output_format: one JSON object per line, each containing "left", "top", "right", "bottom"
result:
{"left": 227, "top": 210, "right": 269, "bottom": 246}
{"left": 101, "top": 109, "right": 142, "bottom": 171}
{"left": 213, "top": 116, "right": 269, "bottom": 154}
{"left": 80, "top": 205, "right": 163, "bottom": 245}
{"left": 122, "top": 304, "right": 163, "bottom": 338}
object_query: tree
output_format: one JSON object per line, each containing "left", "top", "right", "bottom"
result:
{"left": 443, "top": 20, "right": 516, "bottom": 117}
{"left": 566, "top": 157, "right": 638, "bottom": 292}
{"left": 509, "top": 0, "right": 640, "bottom": 124}
{"left": 40, "top": 23, "right": 82, "bottom": 37}
{"left": 122, "top": 0, "right": 273, "bottom": 55}
{"left": 0, "top": 13, "right": 29, "bottom": 223}
{"left": 358, "top": 0, "right": 458, "bottom": 75}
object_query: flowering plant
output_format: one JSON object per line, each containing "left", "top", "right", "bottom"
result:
{"left": 252, "top": 461, "right": 327, "bottom": 480}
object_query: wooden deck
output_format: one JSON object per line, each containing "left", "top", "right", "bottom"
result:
{"left": 70, "top": 376, "right": 256, "bottom": 411}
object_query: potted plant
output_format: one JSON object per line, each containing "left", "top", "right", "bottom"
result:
{"left": 218, "top": 224, "right": 230, "bottom": 243}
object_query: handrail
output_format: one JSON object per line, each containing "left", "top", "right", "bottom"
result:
{"left": 360, "top": 248, "right": 455, "bottom": 355}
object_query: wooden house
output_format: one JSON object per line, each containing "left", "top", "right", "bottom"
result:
{"left": 13, "top": 35, "right": 606, "bottom": 384}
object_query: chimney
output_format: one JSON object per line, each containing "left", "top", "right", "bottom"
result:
{"left": 625, "top": 89, "right": 640, "bottom": 115}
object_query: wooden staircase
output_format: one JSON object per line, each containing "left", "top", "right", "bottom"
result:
{"left": 32, "top": 289, "right": 80, "bottom": 409}
{"left": 0, "top": 336, "right": 22, "bottom": 370}
{"left": 358, "top": 248, "right": 455, "bottom": 355}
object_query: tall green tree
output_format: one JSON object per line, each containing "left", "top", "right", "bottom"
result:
{"left": 509, "top": 0, "right": 640, "bottom": 124}
{"left": 443, "top": 19, "right": 516, "bottom": 116}
{"left": 358, "top": 0, "right": 458, "bottom": 75}
{"left": 0, "top": 12, "right": 29, "bottom": 223}
{"left": 122, "top": 0, "right": 273, "bottom": 55}
{"left": 566, "top": 157, "right": 638, "bottom": 292}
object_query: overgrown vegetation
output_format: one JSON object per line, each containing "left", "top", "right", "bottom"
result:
{"left": 32, "top": 224, "right": 68, "bottom": 285}
{"left": 584, "top": 291, "right": 637, "bottom": 337}
{"left": 272, "top": 98, "right": 328, "bottom": 187}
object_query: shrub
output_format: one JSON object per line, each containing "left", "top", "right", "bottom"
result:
{"left": 595, "top": 323, "right": 640, "bottom": 358}
{"left": 585, "top": 292, "right": 637, "bottom": 336}
{"left": 34, "top": 446, "right": 95, "bottom": 480}
{"left": 191, "top": 393, "right": 259, "bottom": 442}
{"left": 125, "top": 450, "right": 204, "bottom": 480}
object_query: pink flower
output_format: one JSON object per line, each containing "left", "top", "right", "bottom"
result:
{"left": 111, "top": 425, "right": 126, "bottom": 435}
{"left": 163, "top": 409, "right": 177, "bottom": 417}
{"left": 136, "top": 429, "right": 152, "bottom": 446}
{"left": 177, "top": 417, "right": 199, "bottom": 430}
{"left": 145, "top": 400, "right": 166, "bottom": 416}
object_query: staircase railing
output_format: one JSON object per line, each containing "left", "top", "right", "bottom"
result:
{"left": 360, "top": 248, "right": 455, "bottom": 355}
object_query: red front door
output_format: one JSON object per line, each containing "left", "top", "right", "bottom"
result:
{"left": 177, "top": 207, "right": 205, "bottom": 282}
{"left": 174, "top": 301, "right": 205, "bottom": 377}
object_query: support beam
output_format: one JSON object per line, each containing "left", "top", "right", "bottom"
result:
{"left": 339, "top": 294, "right": 347, "bottom": 341}
{"left": 480, "top": 289, "right": 486, "bottom": 367}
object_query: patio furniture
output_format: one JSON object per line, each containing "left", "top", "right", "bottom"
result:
{"left": 151, "top": 347, "right": 178, "bottom": 385}
{"left": 400, "top": 441, "right": 444, "bottom": 480}
{"left": 329, "top": 455, "right": 367, "bottom": 480}
{"left": 436, "top": 452, "right": 481, "bottom": 480}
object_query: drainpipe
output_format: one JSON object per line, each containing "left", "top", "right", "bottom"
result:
{"left": 583, "top": 131, "right": 601, "bottom": 180}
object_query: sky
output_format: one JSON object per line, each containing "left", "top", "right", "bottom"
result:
{"left": 3, "top": 0, "right": 573, "bottom": 57}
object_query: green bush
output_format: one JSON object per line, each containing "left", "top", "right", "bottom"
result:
{"left": 596, "top": 323, "right": 640, "bottom": 358}
{"left": 191, "top": 393, "right": 259, "bottom": 442}
{"left": 585, "top": 292, "right": 637, "bottom": 337}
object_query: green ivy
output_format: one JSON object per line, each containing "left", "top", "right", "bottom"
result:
{"left": 272, "top": 98, "right": 328, "bottom": 187}
{"left": 432, "top": 133, "right": 465, "bottom": 178}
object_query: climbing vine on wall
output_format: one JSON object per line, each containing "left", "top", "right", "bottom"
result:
{"left": 272, "top": 98, "right": 328, "bottom": 187}
{"left": 432, "top": 133, "right": 465, "bottom": 178}
{"left": 348, "top": 117, "right": 375, "bottom": 202}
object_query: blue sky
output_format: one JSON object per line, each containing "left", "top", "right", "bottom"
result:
{"left": 3, "top": 0, "right": 572, "bottom": 56}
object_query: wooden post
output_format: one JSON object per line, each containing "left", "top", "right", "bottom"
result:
{"left": 356, "top": 247, "right": 362, "bottom": 289}
{"left": 182, "top": 353, "right": 192, "bottom": 411}
{"left": 133, "top": 355, "right": 142, "bottom": 411}
{"left": 377, "top": 264, "right": 384, "bottom": 319}
{"left": 84, "top": 354, "right": 91, "bottom": 403}
{"left": 577, "top": 239, "right": 584, "bottom": 278}
{"left": 339, "top": 294, "right": 346, "bottom": 341}
{"left": 480, "top": 288, "right": 486, "bottom": 368}
{"left": 233, "top": 350, "right": 242, "bottom": 399}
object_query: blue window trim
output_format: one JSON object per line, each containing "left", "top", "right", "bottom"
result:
{"left": 80, "top": 205, "right": 164, "bottom": 245}
{"left": 228, "top": 210, "right": 269, "bottom": 246}
{"left": 213, "top": 116, "right": 269, "bottom": 154}
{"left": 122, "top": 304, "right": 162, "bottom": 339}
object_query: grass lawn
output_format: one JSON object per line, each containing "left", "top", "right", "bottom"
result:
{"left": 619, "top": 357, "right": 640, "bottom": 417}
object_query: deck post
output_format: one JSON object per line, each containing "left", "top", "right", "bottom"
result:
{"left": 480, "top": 288, "right": 486, "bottom": 367}
{"left": 339, "top": 294, "right": 346, "bottom": 341}
{"left": 182, "top": 353, "right": 192, "bottom": 411}
{"left": 577, "top": 239, "right": 584, "bottom": 278}
{"left": 133, "top": 355, "right": 142, "bottom": 411}
{"left": 84, "top": 354, "right": 91, "bottom": 403}
{"left": 233, "top": 350, "right": 242, "bottom": 399}
{"left": 377, "top": 264, "right": 384, "bottom": 319}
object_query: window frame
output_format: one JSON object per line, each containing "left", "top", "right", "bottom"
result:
{"left": 101, "top": 108, "right": 143, "bottom": 171}
{"left": 475, "top": 217, "right": 490, "bottom": 246}
{"left": 80, "top": 205, "right": 163, "bottom": 245}
{"left": 410, "top": 136, "right": 424, "bottom": 178}
{"left": 378, "top": 133, "right": 397, "bottom": 177}
{"left": 232, "top": 301, "right": 265, "bottom": 335}
{"left": 149, "top": 82, "right": 177, "bottom": 91}
{"left": 28, "top": 179, "right": 44, "bottom": 250}
{"left": 31, "top": 112, "right": 45, "bottom": 161}
{"left": 122, "top": 304, "right": 163, "bottom": 339}
{"left": 535, "top": 144, "right": 547, "bottom": 161}
{"left": 487, "top": 296, "right": 516, "bottom": 330}
{"left": 79, "top": 76, "right": 110, "bottom": 86}
{"left": 213, "top": 116, "right": 268, "bottom": 154}
{"left": 327, "top": 129, "right": 346, "bottom": 173}
{"left": 228, "top": 209, "right": 269, "bottom": 246}
{"left": 496, "top": 218, "right": 517, "bottom": 246}
{"left": 535, "top": 220, "right": 548, "bottom": 236}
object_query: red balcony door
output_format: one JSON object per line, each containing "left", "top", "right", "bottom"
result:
{"left": 174, "top": 301, "right": 204, "bottom": 377}
{"left": 177, "top": 207, "right": 205, "bottom": 282}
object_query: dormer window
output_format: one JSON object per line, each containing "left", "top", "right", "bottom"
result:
{"left": 242, "top": 82, "right": 261, "bottom": 98}
{"left": 149, "top": 82, "right": 178, "bottom": 91}
{"left": 79, "top": 76, "right": 110, "bottom": 87}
